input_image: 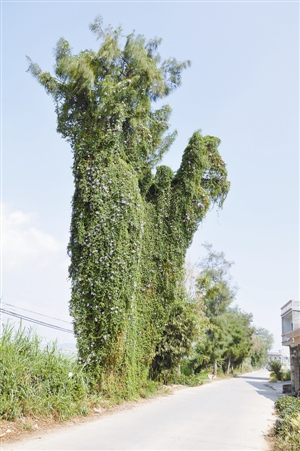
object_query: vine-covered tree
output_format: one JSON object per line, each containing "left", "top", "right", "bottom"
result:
{"left": 27, "top": 17, "right": 230, "bottom": 396}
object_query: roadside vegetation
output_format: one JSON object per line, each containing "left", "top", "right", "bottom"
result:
{"left": 267, "top": 360, "right": 291, "bottom": 382}
{"left": 0, "top": 323, "right": 168, "bottom": 440}
{"left": 0, "top": 324, "right": 98, "bottom": 422}
{"left": 27, "top": 15, "right": 230, "bottom": 398}
{"left": 174, "top": 244, "right": 273, "bottom": 381}
{"left": 0, "top": 245, "right": 272, "bottom": 427}
{"left": 0, "top": 244, "right": 272, "bottom": 440}
{"left": 272, "top": 397, "right": 300, "bottom": 451}
{"left": 0, "top": 15, "right": 275, "bottom": 443}
{"left": 25, "top": 13, "right": 272, "bottom": 395}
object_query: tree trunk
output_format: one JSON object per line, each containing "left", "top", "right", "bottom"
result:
{"left": 213, "top": 359, "right": 217, "bottom": 376}
{"left": 177, "top": 363, "right": 181, "bottom": 377}
{"left": 226, "top": 354, "right": 231, "bottom": 375}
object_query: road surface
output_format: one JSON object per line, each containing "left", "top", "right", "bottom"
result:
{"left": 3, "top": 369, "right": 278, "bottom": 451}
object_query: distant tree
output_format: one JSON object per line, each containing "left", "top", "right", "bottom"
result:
{"left": 196, "top": 243, "right": 237, "bottom": 375}
{"left": 251, "top": 327, "right": 274, "bottom": 368}
{"left": 196, "top": 243, "right": 237, "bottom": 316}
{"left": 256, "top": 327, "right": 274, "bottom": 352}
{"left": 186, "top": 245, "right": 271, "bottom": 376}
{"left": 150, "top": 266, "right": 209, "bottom": 383}
{"left": 221, "top": 307, "right": 254, "bottom": 374}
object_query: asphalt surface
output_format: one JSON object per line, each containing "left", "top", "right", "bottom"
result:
{"left": 3, "top": 369, "right": 278, "bottom": 451}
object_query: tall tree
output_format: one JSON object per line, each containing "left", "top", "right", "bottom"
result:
{"left": 251, "top": 327, "right": 274, "bottom": 368}
{"left": 150, "top": 266, "right": 209, "bottom": 383}
{"left": 196, "top": 243, "right": 237, "bottom": 375}
{"left": 188, "top": 246, "right": 272, "bottom": 376}
{"left": 27, "top": 18, "right": 230, "bottom": 396}
{"left": 221, "top": 308, "right": 254, "bottom": 374}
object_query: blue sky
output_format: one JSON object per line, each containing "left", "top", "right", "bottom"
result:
{"left": 1, "top": 1, "right": 299, "bottom": 351}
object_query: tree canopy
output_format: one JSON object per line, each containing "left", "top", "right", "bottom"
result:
{"left": 251, "top": 327, "right": 274, "bottom": 367}
{"left": 188, "top": 244, "right": 257, "bottom": 375}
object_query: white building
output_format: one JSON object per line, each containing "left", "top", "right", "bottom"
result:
{"left": 267, "top": 351, "right": 289, "bottom": 366}
{"left": 281, "top": 300, "right": 300, "bottom": 394}
{"left": 281, "top": 300, "right": 300, "bottom": 346}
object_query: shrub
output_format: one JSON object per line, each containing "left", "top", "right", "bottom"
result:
{"left": 267, "top": 360, "right": 284, "bottom": 380}
{"left": 281, "top": 369, "right": 291, "bottom": 382}
{"left": 173, "top": 373, "right": 204, "bottom": 387}
{"left": 273, "top": 397, "right": 300, "bottom": 450}
{"left": 267, "top": 361, "right": 291, "bottom": 382}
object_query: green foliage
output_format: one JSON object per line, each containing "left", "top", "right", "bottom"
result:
{"left": 251, "top": 327, "right": 274, "bottom": 368}
{"left": 267, "top": 360, "right": 283, "bottom": 380}
{"left": 256, "top": 327, "right": 274, "bottom": 351}
{"left": 220, "top": 308, "right": 254, "bottom": 373}
{"left": 267, "top": 360, "right": 291, "bottom": 382}
{"left": 149, "top": 282, "right": 207, "bottom": 383}
{"left": 27, "top": 17, "right": 230, "bottom": 396}
{"left": 273, "top": 397, "right": 300, "bottom": 451}
{"left": 282, "top": 369, "right": 291, "bottom": 382}
{"left": 184, "top": 244, "right": 259, "bottom": 375}
{"left": 137, "top": 380, "right": 162, "bottom": 399}
{"left": 196, "top": 243, "right": 237, "bottom": 318}
{"left": 276, "top": 396, "right": 300, "bottom": 418}
{"left": 0, "top": 324, "right": 96, "bottom": 421}
{"left": 173, "top": 373, "right": 205, "bottom": 387}
{"left": 193, "top": 245, "right": 240, "bottom": 373}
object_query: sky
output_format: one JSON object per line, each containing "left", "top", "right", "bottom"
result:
{"left": 1, "top": 0, "right": 299, "bottom": 352}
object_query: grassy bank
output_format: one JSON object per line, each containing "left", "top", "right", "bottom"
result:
{"left": 0, "top": 323, "right": 248, "bottom": 443}
{"left": 0, "top": 324, "right": 170, "bottom": 440}
{"left": 272, "top": 396, "right": 300, "bottom": 451}
{"left": 0, "top": 324, "right": 99, "bottom": 422}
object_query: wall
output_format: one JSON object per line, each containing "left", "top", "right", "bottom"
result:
{"left": 290, "top": 344, "right": 300, "bottom": 395}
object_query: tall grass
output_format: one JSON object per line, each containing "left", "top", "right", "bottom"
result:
{"left": 0, "top": 323, "right": 98, "bottom": 421}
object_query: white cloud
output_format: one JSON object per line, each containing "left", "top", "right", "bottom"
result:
{"left": 2, "top": 203, "right": 62, "bottom": 268}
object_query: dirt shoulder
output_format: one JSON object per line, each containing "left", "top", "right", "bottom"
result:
{"left": 0, "top": 376, "right": 236, "bottom": 445}
{"left": 0, "top": 385, "right": 177, "bottom": 445}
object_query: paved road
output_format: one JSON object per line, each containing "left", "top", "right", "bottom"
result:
{"left": 3, "top": 370, "right": 278, "bottom": 451}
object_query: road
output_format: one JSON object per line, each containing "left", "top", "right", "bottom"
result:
{"left": 3, "top": 370, "right": 278, "bottom": 451}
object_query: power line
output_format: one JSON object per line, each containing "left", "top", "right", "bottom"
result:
{"left": 0, "top": 308, "right": 74, "bottom": 334}
{"left": 4, "top": 290, "right": 69, "bottom": 315}
{"left": 2, "top": 302, "right": 72, "bottom": 325}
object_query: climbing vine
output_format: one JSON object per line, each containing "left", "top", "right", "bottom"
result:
{"left": 28, "top": 16, "right": 230, "bottom": 397}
